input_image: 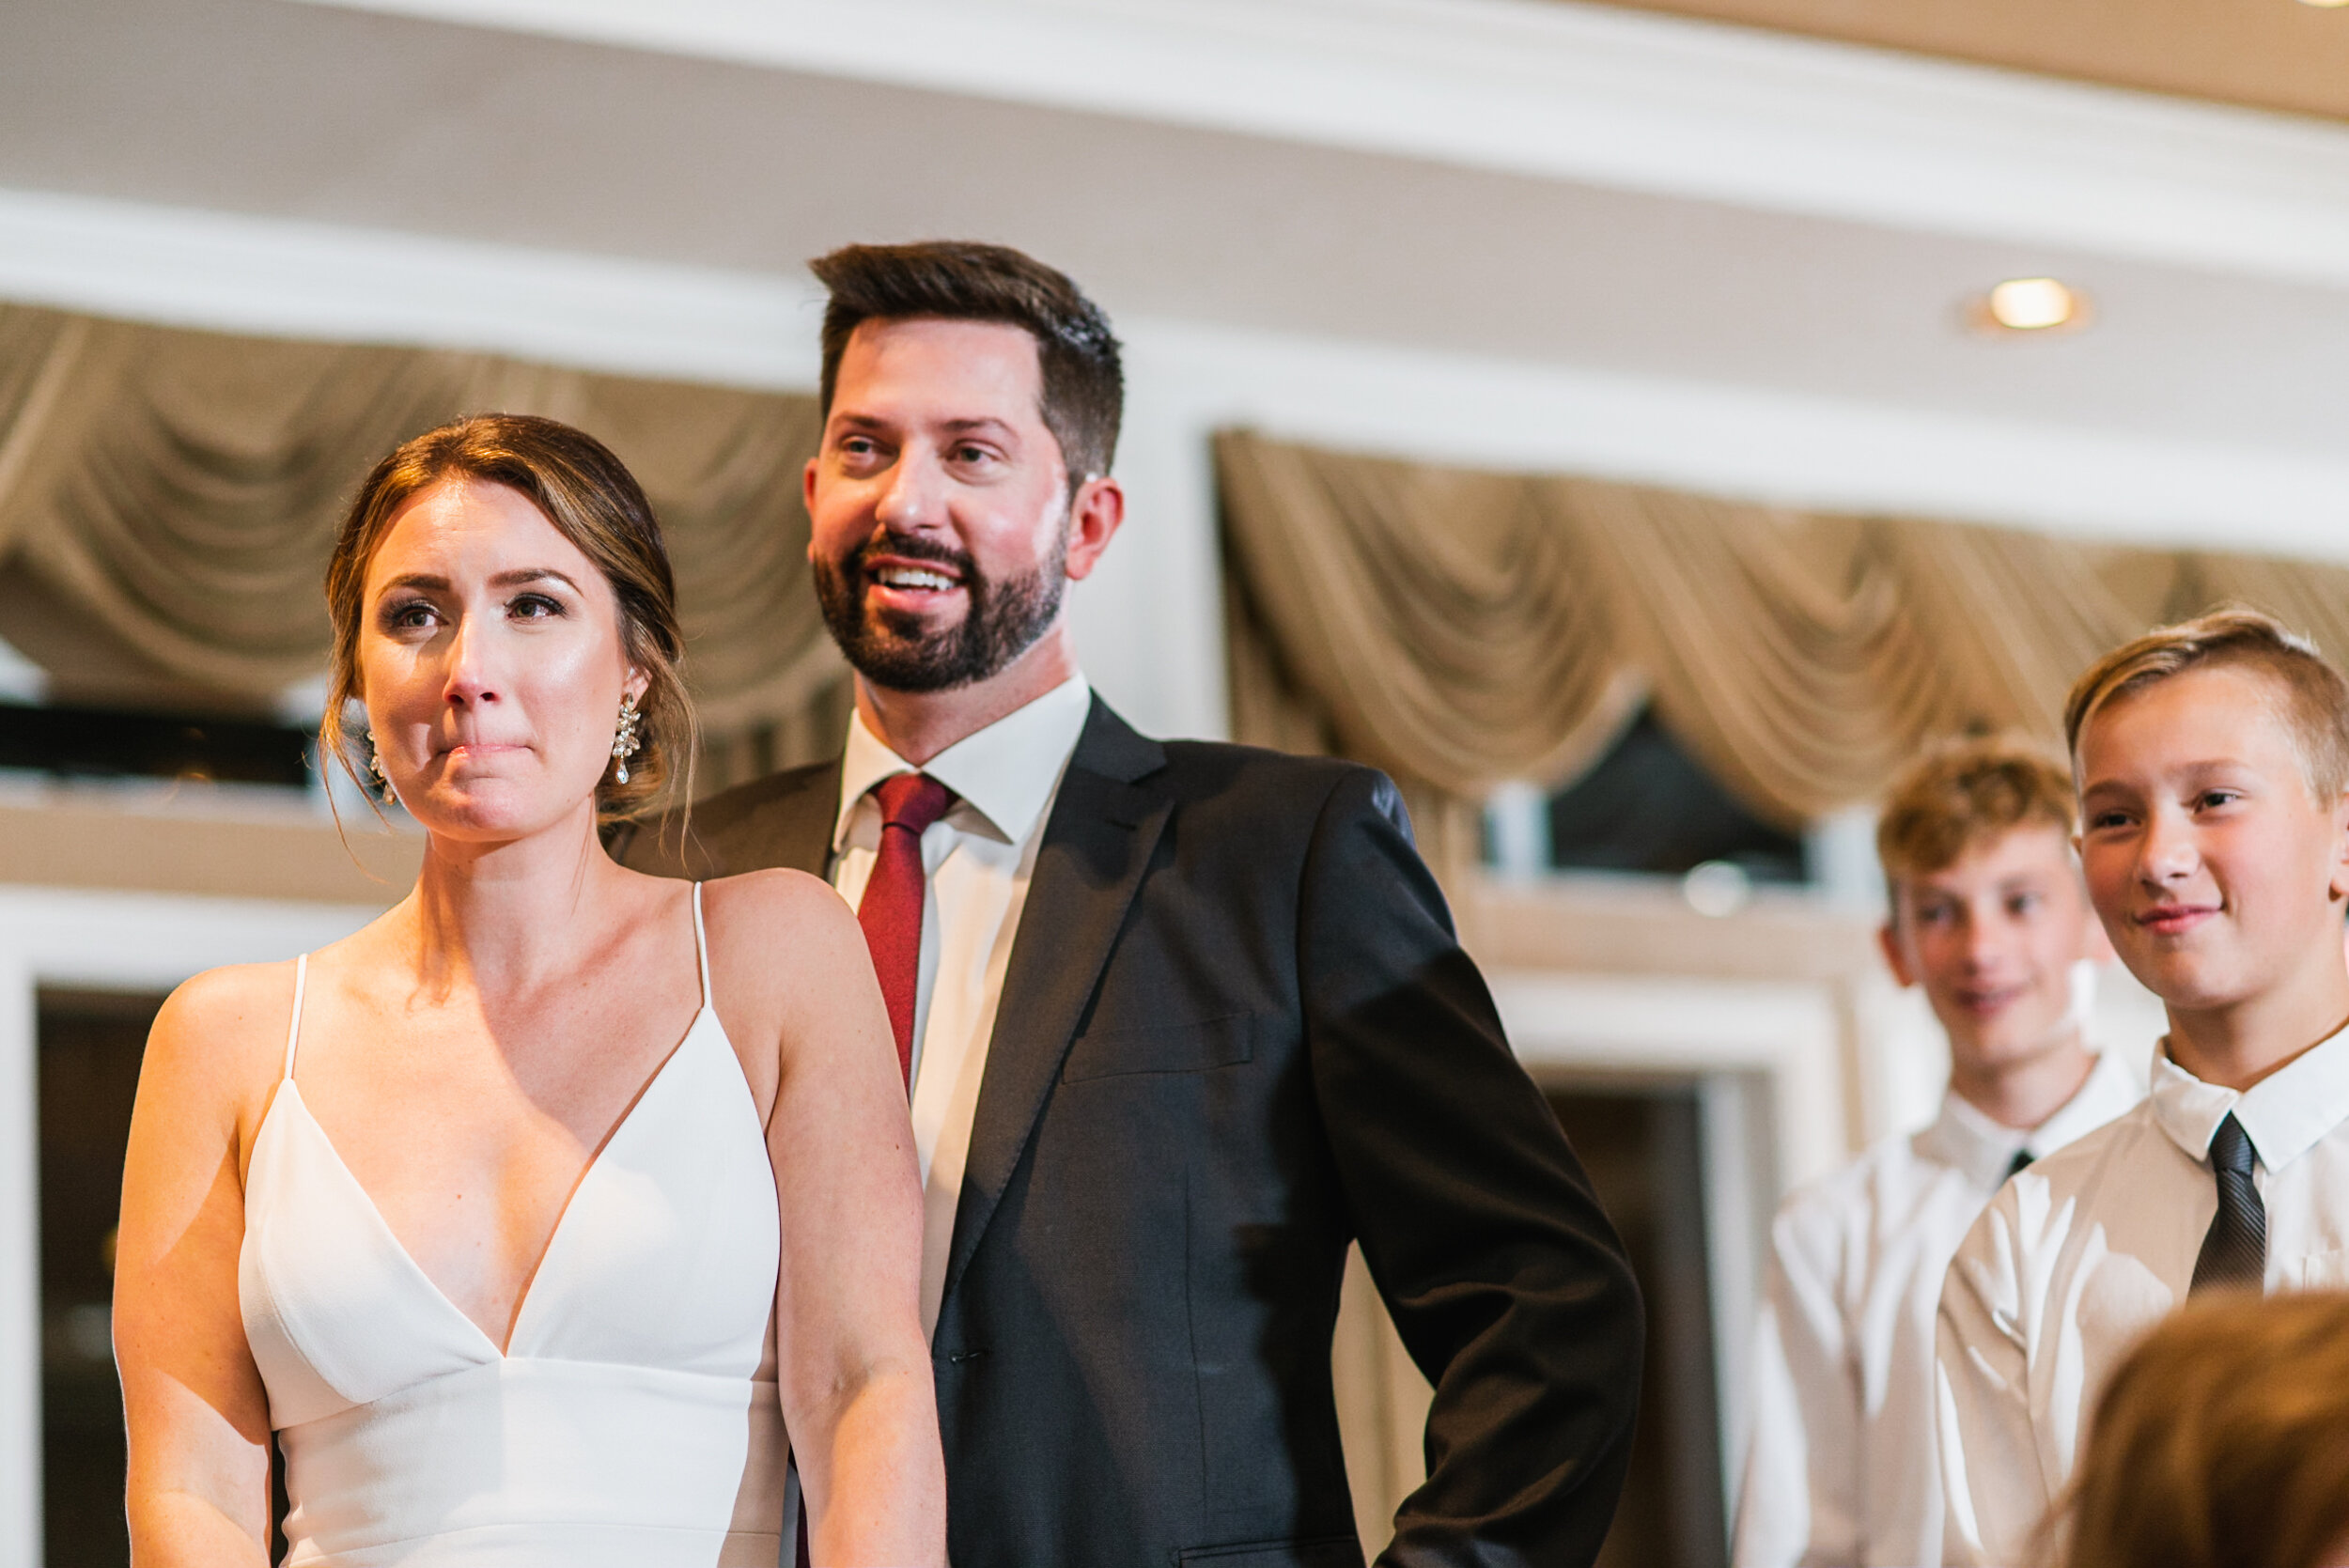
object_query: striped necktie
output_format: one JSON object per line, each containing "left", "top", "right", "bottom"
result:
{"left": 2189, "top": 1112, "right": 2267, "bottom": 1295}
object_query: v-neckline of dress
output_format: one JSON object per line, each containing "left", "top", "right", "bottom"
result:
{"left": 271, "top": 1004, "right": 711, "bottom": 1359}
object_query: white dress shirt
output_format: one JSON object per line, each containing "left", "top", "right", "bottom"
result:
{"left": 830, "top": 675, "right": 1092, "bottom": 1334}
{"left": 1735, "top": 1051, "right": 2140, "bottom": 1568}
{"left": 1936, "top": 1024, "right": 2349, "bottom": 1566}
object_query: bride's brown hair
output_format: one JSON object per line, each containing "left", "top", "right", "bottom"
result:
{"left": 320, "top": 413, "right": 695, "bottom": 823}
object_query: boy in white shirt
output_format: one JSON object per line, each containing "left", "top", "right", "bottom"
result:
{"left": 1937, "top": 609, "right": 2349, "bottom": 1564}
{"left": 1735, "top": 738, "right": 2140, "bottom": 1568}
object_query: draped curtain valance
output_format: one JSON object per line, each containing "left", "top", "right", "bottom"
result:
{"left": 1216, "top": 427, "right": 2349, "bottom": 871}
{"left": 0, "top": 303, "right": 846, "bottom": 791}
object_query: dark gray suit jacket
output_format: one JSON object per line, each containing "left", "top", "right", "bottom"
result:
{"left": 616, "top": 698, "right": 1641, "bottom": 1568}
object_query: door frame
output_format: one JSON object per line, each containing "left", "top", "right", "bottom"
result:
{"left": 0, "top": 885, "right": 381, "bottom": 1568}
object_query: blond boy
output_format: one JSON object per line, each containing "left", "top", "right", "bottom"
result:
{"left": 1735, "top": 739, "right": 2139, "bottom": 1568}
{"left": 1937, "top": 610, "right": 2349, "bottom": 1564}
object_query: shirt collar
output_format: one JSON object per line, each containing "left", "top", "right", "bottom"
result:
{"left": 2148, "top": 1020, "right": 2349, "bottom": 1172}
{"left": 1921, "top": 1091, "right": 2027, "bottom": 1191}
{"left": 833, "top": 675, "right": 1093, "bottom": 851}
{"left": 1921, "top": 1049, "right": 2139, "bottom": 1190}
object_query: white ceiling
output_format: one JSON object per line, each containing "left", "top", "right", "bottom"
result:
{"left": 277, "top": 0, "right": 2349, "bottom": 290}
{"left": 4, "top": 0, "right": 2347, "bottom": 470}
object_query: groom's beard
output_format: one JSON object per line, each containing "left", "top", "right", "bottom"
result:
{"left": 814, "top": 532, "right": 1066, "bottom": 694}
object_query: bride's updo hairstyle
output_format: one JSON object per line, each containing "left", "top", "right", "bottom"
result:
{"left": 321, "top": 413, "right": 695, "bottom": 822}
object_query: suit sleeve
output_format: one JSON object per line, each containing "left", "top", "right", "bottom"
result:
{"left": 1297, "top": 768, "right": 1643, "bottom": 1567}
{"left": 1935, "top": 1196, "right": 2046, "bottom": 1567}
{"left": 1733, "top": 1201, "right": 1861, "bottom": 1568}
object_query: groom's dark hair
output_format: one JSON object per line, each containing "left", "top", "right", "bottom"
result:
{"left": 809, "top": 241, "right": 1124, "bottom": 492}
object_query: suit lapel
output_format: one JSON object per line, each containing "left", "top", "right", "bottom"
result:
{"left": 941, "top": 701, "right": 1170, "bottom": 1303}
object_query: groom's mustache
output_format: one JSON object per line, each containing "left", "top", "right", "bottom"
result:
{"left": 847, "top": 535, "right": 979, "bottom": 585}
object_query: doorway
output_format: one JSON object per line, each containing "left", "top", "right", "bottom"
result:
{"left": 39, "top": 986, "right": 160, "bottom": 1568}
{"left": 1548, "top": 1082, "right": 1729, "bottom": 1568}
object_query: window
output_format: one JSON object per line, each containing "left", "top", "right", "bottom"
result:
{"left": 1486, "top": 708, "right": 1808, "bottom": 887}
{"left": 0, "top": 701, "right": 314, "bottom": 789}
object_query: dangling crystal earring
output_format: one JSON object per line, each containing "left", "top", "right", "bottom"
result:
{"left": 611, "top": 693, "right": 644, "bottom": 784}
{"left": 366, "top": 731, "right": 388, "bottom": 784}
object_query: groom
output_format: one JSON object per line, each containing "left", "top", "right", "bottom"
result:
{"left": 621, "top": 241, "right": 1642, "bottom": 1567}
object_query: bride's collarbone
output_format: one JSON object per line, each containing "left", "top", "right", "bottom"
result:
{"left": 299, "top": 978, "right": 694, "bottom": 1137}
{"left": 284, "top": 968, "right": 702, "bottom": 1293}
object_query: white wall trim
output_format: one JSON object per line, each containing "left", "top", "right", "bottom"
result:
{"left": 286, "top": 0, "right": 2349, "bottom": 291}
{"left": 1490, "top": 969, "right": 1848, "bottom": 1190}
{"left": 0, "top": 887, "right": 383, "bottom": 1568}
{"left": 0, "top": 951, "right": 33, "bottom": 1568}
{"left": 1699, "top": 1072, "right": 1765, "bottom": 1524}
{"left": 0, "top": 188, "right": 821, "bottom": 391}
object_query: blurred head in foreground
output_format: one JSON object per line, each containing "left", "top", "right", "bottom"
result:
{"left": 2054, "top": 1290, "right": 2349, "bottom": 1568}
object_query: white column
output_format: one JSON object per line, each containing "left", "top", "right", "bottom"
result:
{"left": 0, "top": 953, "right": 39, "bottom": 1568}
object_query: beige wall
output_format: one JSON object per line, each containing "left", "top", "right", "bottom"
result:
{"left": 0, "top": 797, "right": 417, "bottom": 906}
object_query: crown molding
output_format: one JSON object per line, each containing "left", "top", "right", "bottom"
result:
{"left": 281, "top": 0, "right": 2349, "bottom": 289}
{"left": 0, "top": 187, "right": 820, "bottom": 388}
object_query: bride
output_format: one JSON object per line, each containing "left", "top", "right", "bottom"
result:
{"left": 113, "top": 413, "right": 943, "bottom": 1565}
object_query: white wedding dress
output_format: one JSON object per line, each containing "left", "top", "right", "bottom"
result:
{"left": 239, "top": 886, "right": 786, "bottom": 1565}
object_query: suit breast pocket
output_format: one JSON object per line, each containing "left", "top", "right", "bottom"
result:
{"left": 1061, "top": 1014, "right": 1260, "bottom": 1082}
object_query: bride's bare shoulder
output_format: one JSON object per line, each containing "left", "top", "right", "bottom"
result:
{"left": 699, "top": 867, "right": 852, "bottom": 929}
{"left": 141, "top": 958, "right": 304, "bottom": 1109}
{"left": 695, "top": 872, "right": 877, "bottom": 1077}
{"left": 697, "top": 869, "right": 868, "bottom": 1001}
{"left": 155, "top": 959, "right": 299, "bottom": 1042}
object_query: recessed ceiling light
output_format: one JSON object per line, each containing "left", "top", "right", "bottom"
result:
{"left": 1978, "top": 276, "right": 2086, "bottom": 334}
{"left": 2299, "top": 0, "right": 2349, "bottom": 10}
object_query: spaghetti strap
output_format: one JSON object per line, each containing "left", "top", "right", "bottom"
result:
{"left": 283, "top": 953, "right": 309, "bottom": 1080}
{"left": 690, "top": 883, "right": 711, "bottom": 1011}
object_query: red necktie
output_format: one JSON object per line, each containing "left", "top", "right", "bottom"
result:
{"left": 856, "top": 771, "right": 955, "bottom": 1091}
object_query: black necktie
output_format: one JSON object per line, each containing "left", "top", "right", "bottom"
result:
{"left": 2006, "top": 1147, "right": 2033, "bottom": 1180}
{"left": 2190, "top": 1112, "right": 2267, "bottom": 1295}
